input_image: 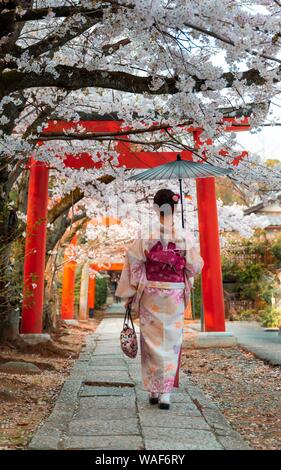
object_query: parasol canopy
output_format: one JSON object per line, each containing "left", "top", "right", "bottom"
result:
{"left": 128, "top": 155, "right": 233, "bottom": 228}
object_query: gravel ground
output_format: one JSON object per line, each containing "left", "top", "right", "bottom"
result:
{"left": 182, "top": 347, "right": 281, "bottom": 450}
{"left": 0, "top": 319, "right": 101, "bottom": 449}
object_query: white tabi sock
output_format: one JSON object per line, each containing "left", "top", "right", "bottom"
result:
{"left": 159, "top": 393, "right": 170, "bottom": 404}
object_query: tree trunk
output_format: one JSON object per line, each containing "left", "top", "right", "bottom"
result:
{"left": 0, "top": 183, "right": 20, "bottom": 341}
{"left": 44, "top": 247, "right": 60, "bottom": 332}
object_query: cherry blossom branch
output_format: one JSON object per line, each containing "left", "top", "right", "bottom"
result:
{"left": 48, "top": 175, "right": 115, "bottom": 225}
{"left": 182, "top": 22, "right": 281, "bottom": 65}
{"left": 22, "top": 14, "right": 101, "bottom": 60}
{"left": 2, "top": 2, "right": 134, "bottom": 22}
{"left": 2, "top": 63, "right": 279, "bottom": 99}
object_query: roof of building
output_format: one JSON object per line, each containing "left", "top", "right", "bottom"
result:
{"left": 244, "top": 193, "right": 281, "bottom": 216}
{"left": 265, "top": 216, "right": 281, "bottom": 227}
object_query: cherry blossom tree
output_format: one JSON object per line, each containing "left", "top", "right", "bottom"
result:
{"left": 1, "top": 0, "right": 281, "bottom": 339}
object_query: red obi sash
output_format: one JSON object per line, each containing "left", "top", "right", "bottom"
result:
{"left": 145, "top": 241, "right": 186, "bottom": 282}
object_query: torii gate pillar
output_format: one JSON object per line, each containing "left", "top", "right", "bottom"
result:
{"left": 21, "top": 159, "right": 49, "bottom": 334}
{"left": 61, "top": 236, "right": 77, "bottom": 321}
{"left": 193, "top": 130, "right": 225, "bottom": 332}
{"left": 79, "top": 263, "right": 89, "bottom": 321}
{"left": 196, "top": 177, "right": 225, "bottom": 332}
{"left": 88, "top": 273, "right": 96, "bottom": 317}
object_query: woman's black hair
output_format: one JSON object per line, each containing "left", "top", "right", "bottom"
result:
{"left": 153, "top": 189, "right": 178, "bottom": 216}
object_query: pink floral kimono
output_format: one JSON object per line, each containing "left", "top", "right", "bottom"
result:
{"left": 116, "top": 222, "right": 203, "bottom": 393}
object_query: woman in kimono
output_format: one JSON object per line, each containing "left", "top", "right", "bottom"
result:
{"left": 116, "top": 189, "right": 203, "bottom": 409}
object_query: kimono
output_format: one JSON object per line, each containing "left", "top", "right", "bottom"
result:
{"left": 116, "top": 221, "right": 203, "bottom": 393}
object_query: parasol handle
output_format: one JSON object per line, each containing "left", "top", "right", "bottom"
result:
{"left": 179, "top": 178, "right": 185, "bottom": 229}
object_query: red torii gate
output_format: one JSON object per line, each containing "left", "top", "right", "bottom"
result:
{"left": 61, "top": 216, "right": 123, "bottom": 320}
{"left": 87, "top": 262, "right": 124, "bottom": 317}
{"left": 21, "top": 117, "right": 249, "bottom": 335}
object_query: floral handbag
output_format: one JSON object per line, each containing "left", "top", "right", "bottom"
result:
{"left": 120, "top": 305, "right": 138, "bottom": 358}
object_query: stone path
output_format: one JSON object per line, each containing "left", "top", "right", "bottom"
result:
{"left": 190, "top": 321, "right": 281, "bottom": 366}
{"left": 104, "top": 303, "right": 126, "bottom": 316}
{"left": 29, "top": 317, "right": 250, "bottom": 450}
{"left": 226, "top": 321, "right": 281, "bottom": 366}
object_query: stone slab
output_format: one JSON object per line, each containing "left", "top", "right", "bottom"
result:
{"left": 216, "top": 433, "right": 252, "bottom": 450}
{"left": 90, "top": 354, "right": 125, "bottom": 359}
{"left": 76, "top": 353, "right": 91, "bottom": 362}
{"left": 83, "top": 378, "right": 134, "bottom": 387}
{"left": 78, "top": 395, "right": 136, "bottom": 409}
{"left": 79, "top": 385, "right": 135, "bottom": 397}
{"left": 139, "top": 412, "right": 210, "bottom": 430}
{"left": 171, "top": 392, "right": 200, "bottom": 404}
{"left": 0, "top": 361, "right": 41, "bottom": 375}
{"left": 142, "top": 428, "right": 223, "bottom": 450}
{"left": 68, "top": 417, "right": 140, "bottom": 436}
{"left": 62, "top": 435, "right": 144, "bottom": 450}
{"left": 93, "top": 339, "right": 120, "bottom": 345}
{"left": 85, "top": 370, "right": 131, "bottom": 380}
{"left": 89, "top": 358, "right": 127, "bottom": 367}
{"left": 56, "top": 379, "right": 82, "bottom": 404}
{"left": 29, "top": 429, "right": 62, "bottom": 450}
{"left": 183, "top": 332, "right": 237, "bottom": 349}
{"left": 43, "top": 409, "right": 76, "bottom": 431}
{"left": 186, "top": 385, "right": 220, "bottom": 410}
{"left": 74, "top": 406, "right": 137, "bottom": 420}
{"left": 63, "top": 320, "right": 79, "bottom": 326}
{"left": 89, "top": 366, "right": 128, "bottom": 372}
{"left": 71, "top": 362, "right": 90, "bottom": 371}
{"left": 93, "top": 350, "right": 123, "bottom": 356}
{"left": 50, "top": 402, "right": 76, "bottom": 415}
{"left": 201, "top": 408, "right": 236, "bottom": 434}
{"left": 20, "top": 333, "right": 51, "bottom": 345}
{"left": 138, "top": 402, "right": 202, "bottom": 417}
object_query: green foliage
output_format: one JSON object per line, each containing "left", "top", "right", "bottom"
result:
{"left": 233, "top": 309, "right": 262, "bottom": 321}
{"left": 222, "top": 256, "right": 276, "bottom": 306}
{"left": 226, "top": 235, "right": 281, "bottom": 268}
{"left": 260, "top": 306, "right": 281, "bottom": 328}
{"left": 191, "top": 275, "right": 202, "bottom": 319}
{"left": 271, "top": 237, "right": 281, "bottom": 264}
{"left": 65, "top": 268, "right": 107, "bottom": 312}
{"left": 239, "top": 266, "right": 274, "bottom": 304}
{"left": 245, "top": 239, "right": 267, "bottom": 256}
{"left": 222, "top": 258, "right": 240, "bottom": 283}
{"left": 95, "top": 276, "right": 108, "bottom": 308}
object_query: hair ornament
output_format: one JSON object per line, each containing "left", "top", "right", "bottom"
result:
{"left": 172, "top": 194, "right": 180, "bottom": 202}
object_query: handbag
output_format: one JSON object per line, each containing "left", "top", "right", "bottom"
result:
{"left": 120, "top": 305, "right": 138, "bottom": 358}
